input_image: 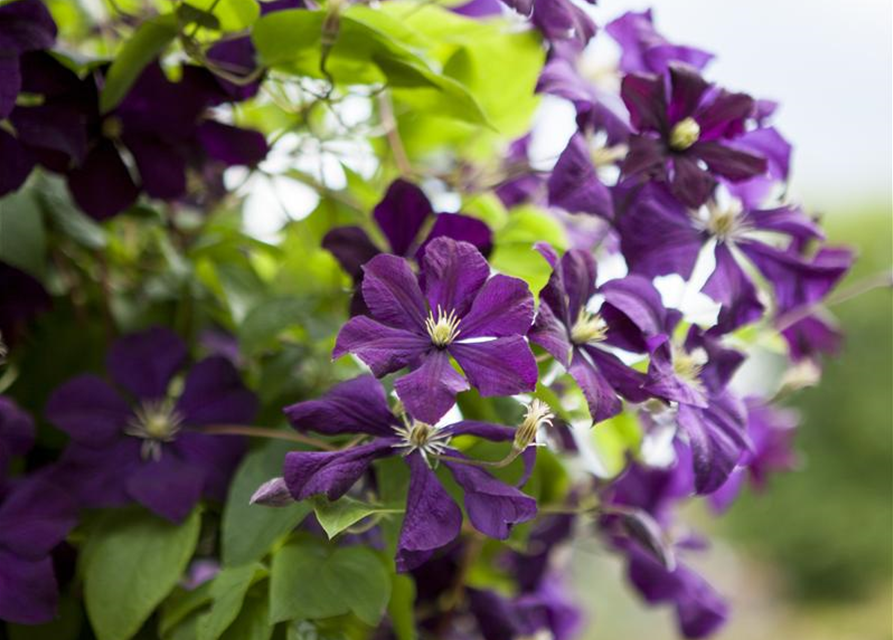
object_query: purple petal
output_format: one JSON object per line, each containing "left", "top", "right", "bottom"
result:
{"left": 422, "top": 237, "right": 490, "bottom": 318}
{"left": 322, "top": 226, "right": 380, "bottom": 280}
{"left": 529, "top": 300, "right": 573, "bottom": 367}
{"left": 0, "top": 53, "right": 19, "bottom": 119}
{"left": 450, "top": 337, "right": 537, "bottom": 398}
{"left": 702, "top": 243, "right": 764, "bottom": 333}
{"left": 418, "top": 213, "right": 493, "bottom": 260}
{"left": 643, "top": 337, "right": 708, "bottom": 408}
{"left": 197, "top": 121, "right": 268, "bottom": 166}
{"left": 395, "top": 350, "right": 469, "bottom": 425}
{"left": 360, "top": 253, "right": 428, "bottom": 333}
{"left": 373, "top": 179, "right": 432, "bottom": 256}
{"left": 0, "top": 128, "right": 35, "bottom": 196}
{"left": 0, "top": 0, "right": 57, "bottom": 53}
{"left": 691, "top": 141, "right": 766, "bottom": 182}
{"left": 667, "top": 63, "right": 710, "bottom": 124}
{"left": 205, "top": 36, "right": 261, "bottom": 102}
{"left": 107, "top": 327, "right": 187, "bottom": 400}
{"left": 558, "top": 249, "right": 598, "bottom": 322}
{"left": 0, "top": 551, "right": 58, "bottom": 625}
{"left": 50, "top": 439, "right": 140, "bottom": 509}
{"left": 124, "top": 134, "right": 187, "bottom": 200}
{"left": 547, "top": 133, "right": 614, "bottom": 218}
{"left": 126, "top": 453, "right": 206, "bottom": 522}
{"left": 669, "top": 154, "right": 715, "bottom": 208}
{"left": 395, "top": 453, "right": 462, "bottom": 572}
{"left": 780, "top": 313, "right": 842, "bottom": 361}
{"left": 568, "top": 348, "right": 623, "bottom": 424}
{"left": 45, "top": 375, "right": 131, "bottom": 446}
{"left": 283, "top": 439, "right": 396, "bottom": 501}
{"left": 172, "top": 431, "right": 246, "bottom": 501}
{"left": 0, "top": 476, "right": 77, "bottom": 559}
{"left": 607, "top": 10, "right": 713, "bottom": 75}
{"left": 725, "top": 127, "right": 791, "bottom": 206}
{"left": 582, "top": 345, "right": 651, "bottom": 403}
{"left": 444, "top": 458, "right": 537, "bottom": 538}
{"left": 0, "top": 396, "right": 34, "bottom": 469}
{"left": 458, "top": 274, "right": 534, "bottom": 339}
{"left": 175, "top": 356, "right": 258, "bottom": 426}
{"left": 621, "top": 73, "right": 668, "bottom": 133}
{"left": 333, "top": 315, "right": 431, "bottom": 377}
{"left": 67, "top": 141, "right": 139, "bottom": 220}
{"left": 600, "top": 275, "right": 668, "bottom": 352}
{"left": 10, "top": 102, "right": 88, "bottom": 164}
{"left": 284, "top": 374, "right": 398, "bottom": 438}
{"left": 694, "top": 91, "right": 753, "bottom": 141}
{"left": 684, "top": 328, "right": 745, "bottom": 394}
{"left": 621, "top": 134, "right": 666, "bottom": 177}
{"left": 743, "top": 204, "right": 823, "bottom": 241}
{"left": 531, "top": 0, "right": 596, "bottom": 49}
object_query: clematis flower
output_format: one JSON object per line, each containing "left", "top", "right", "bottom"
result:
{"left": 333, "top": 236, "right": 537, "bottom": 424}
{"left": 0, "top": 396, "right": 34, "bottom": 482}
{"left": 0, "top": 474, "right": 78, "bottom": 624}
{"left": 0, "top": 0, "right": 57, "bottom": 120}
{"left": 500, "top": 0, "right": 596, "bottom": 50}
{"left": 46, "top": 327, "right": 257, "bottom": 522}
{"left": 528, "top": 244, "right": 663, "bottom": 424}
{"left": 620, "top": 62, "right": 767, "bottom": 207}
{"left": 265, "top": 375, "right": 538, "bottom": 572}
{"left": 644, "top": 327, "right": 751, "bottom": 494}
{"left": 616, "top": 182, "right": 852, "bottom": 334}
{"left": 603, "top": 448, "right": 728, "bottom": 639}
{"left": 606, "top": 10, "right": 713, "bottom": 75}
{"left": 495, "top": 134, "right": 547, "bottom": 208}
{"left": 323, "top": 179, "right": 492, "bottom": 315}
{"left": 709, "top": 396, "right": 799, "bottom": 511}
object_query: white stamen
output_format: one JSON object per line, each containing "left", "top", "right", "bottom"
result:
{"left": 124, "top": 398, "right": 184, "bottom": 461}
{"left": 425, "top": 306, "right": 461, "bottom": 347}
{"left": 391, "top": 419, "right": 453, "bottom": 467}
{"left": 570, "top": 309, "right": 608, "bottom": 345}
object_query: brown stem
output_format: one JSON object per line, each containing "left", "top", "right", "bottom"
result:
{"left": 200, "top": 425, "right": 338, "bottom": 451}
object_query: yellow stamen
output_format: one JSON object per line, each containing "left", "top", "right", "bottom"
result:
{"left": 669, "top": 117, "right": 700, "bottom": 151}
{"left": 570, "top": 310, "right": 608, "bottom": 345}
{"left": 425, "top": 306, "right": 461, "bottom": 347}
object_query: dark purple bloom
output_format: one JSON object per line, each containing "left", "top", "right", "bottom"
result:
{"left": 779, "top": 312, "right": 843, "bottom": 363}
{"left": 0, "top": 396, "right": 34, "bottom": 481}
{"left": 620, "top": 63, "right": 767, "bottom": 207}
{"left": 495, "top": 134, "right": 546, "bottom": 208}
{"left": 0, "top": 262, "right": 51, "bottom": 351}
{"left": 606, "top": 10, "right": 713, "bottom": 75}
{"left": 277, "top": 375, "right": 537, "bottom": 571}
{"left": 46, "top": 327, "right": 257, "bottom": 522}
{"left": 0, "top": 0, "right": 57, "bottom": 120}
{"left": 528, "top": 244, "right": 663, "bottom": 423}
{"left": 323, "top": 179, "right": 492, "bottom": 314}
{"left": 0, "top": 473, "right": 78, "bottom": 624}
{"left": 644, "top": 328, "right": 750, "bottom": 494}
{"left": 709, "top": 396, "right": 799, "bottom": 511}
{"left": 334, "top": 237, "right": 537, "bottom": 424}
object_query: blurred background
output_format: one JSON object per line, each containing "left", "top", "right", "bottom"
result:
{"left": 569, "top": 1, "right": 893, "bottom": 638}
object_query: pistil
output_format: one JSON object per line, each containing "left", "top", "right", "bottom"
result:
{"left": 668, "top": 117, "right": 700, "bottom": 151}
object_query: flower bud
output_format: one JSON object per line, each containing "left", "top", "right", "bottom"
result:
{"left": 250, "top": 477, "right": 295, "bottom": 507}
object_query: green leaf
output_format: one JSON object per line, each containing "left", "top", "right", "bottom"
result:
{"left": 387, "top": 575, "right": 417, "bottom": 640}
{"left": 490, "top": 206, "right": 568, "bottom": 297}
{"left": 0, "top": 190, "right": 45, "bottom": 278}
{"left": 270, "top": 538, "right": 391, "bottom": 625}
{"left": 36, "top": 175, "right": 107, "bottom": 250}
{"left": 100, "top": 14, "right": 179, "bottom": 113}
{"left": 220, "top": 593, "right": 272, "bottom": 640}
{"left": 198, "top": 564, "right": 267, "bottom": 640}
{"left": 82, "top": 508, "right": 202, "bottom": 640}
{"left": 195, "top": 0, "right": 260, "bottom": 31}
{"left": 238, "top": 297, "right": 304, "bottom": 356}
{"left": 177, "top": 3, "right": 221, "bottom": 30}
{"left": 221, "top": 440, "right": 312, "bottom": 567}
{"left": 311, "top": 495, "right": 402, "bottom": 539}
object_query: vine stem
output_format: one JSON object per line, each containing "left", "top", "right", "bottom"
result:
{"left": 199, "top": 425, "right": 339, "bottom": 451}
{"left": 377, "top": 92, "right": 413, "bottom": 176}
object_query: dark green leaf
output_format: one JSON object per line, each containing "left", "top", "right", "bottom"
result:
{"left": 220, "top": 593, "right": 273, "bottom": 640}
{"left": 238, "top": 297, "right": 304, "bottom": 356}
{"left": 198, "top": 564, "right": 267, "bottom": 640}
{"left": 82, "top": 508, "right": 202, "bottom": 640}
{"left": 0, "top": 190, "right": 45, "bottom": 278}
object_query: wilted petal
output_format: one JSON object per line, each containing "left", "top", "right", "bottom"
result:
{"left": 283, "top": 439, "right": 396, "bottom": 501}
{"left": 360, "top": 253, "right": 428, "bottom": 333}
{"left": 458, "top": 274, "right": 535, "bottom": 339}
{"left": 548, "top": 133, "right": 613, "bottom": 218}
{"left": 451, "top": 337, "right": 537, "bottom": 398}
{"left": 444, "top": 458, "right": 537, "bottom": 538}
{"left": 422, "top": 237, "right": 490, "bottom": 317}
{"left": 395, "top": 350, "right": 469, "bottom": 424}
{"left": 175, "top": 356, "right": 258, "bottom": 426}
{"left": 395, "top": 453, "right": 462, "bottom": 572}
{"left": 373, "top": 179, "right": 432, "bottom": 256}
{"left": 45, "top": 375, "right": 131, "bottom": 445}
{"left": 107, "top": 326, "right": 187, "bottom": 400}
{"left": 333, "top": 315, "right": 431, "bottom": 377}
{"left": 126, "top": 453, "right": 205, "bottom": 522}
{"left": 284, "top": 374, "right": 398, "bottom": 437}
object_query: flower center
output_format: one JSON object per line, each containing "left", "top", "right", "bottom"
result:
{"left": 514, "top": 399, "right": 554, "bottom": 451}
{"left": 425, "top": 306, "right": 461, "bottom": 348}
{"left": 125, "top": 399, "right": 184, "bottom": 461}
{"left": 669, "top": 117, "right": 700, "bottom": 151}
{"left": 591, "top": 143, "right": 629, "bottom": 167}
{"left": 101, "top": 116, "right": 123, "bottom": 139}
{"left": 570, "top": 310, "right": 608, "bottom": 345}
{"left": 672, "top": 346, "right": 708, "bottom": 392}
{"left": 392, "top": 419, "right": 452, "bottom": 466}
{"left": 703, "top": 200, "right": 749, "bottom": 242}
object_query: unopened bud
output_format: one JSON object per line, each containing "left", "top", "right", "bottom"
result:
{"left": 513, "top": 399, "right": 554, "bottom": 451}
{"left": 250, "top": 477, "right": 295, "bottom": 507}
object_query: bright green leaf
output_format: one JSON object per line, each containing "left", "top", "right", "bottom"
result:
{"left": 311, "top": 495, "right": 402, "bottom": 539}
{"left": 100, "top": 14, "right": 179, "bottom": 113}
{"left": 270, "top": 538, "right": 391, "bottom": 625}
{"left": 221, "top": 440, "right": 312, "bottom": 567}
{"left": 196, "top": 0, "right": 260, "bottom": 31}
{"left": 387, "top": 575, "right": 417, "bottom": 640}
{"left": 82, "top": 508, "right": 202, "bottom": 640}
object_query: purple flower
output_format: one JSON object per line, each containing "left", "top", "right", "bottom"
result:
{"left": 276, "top": 375, "right": 537, "bottom": 571}
{"left": 501, "top": 0, "right": 596, "bottom": 50}
{"left": 644, "top": 328, "right": 751, "bottom": 494}
{"left": 46, "top": 327, "right": 257, "bottom": 522}
{"left": 0, "top": 0, "right": 57, "bottom": 120}
{"left": 334, "top": 236, "right": 537, "bottom": 424}
{"left": 323, "top": 179, "right": 492, "bottom": 315}
{"left": 606, "top": 10, "right": 713, "bottom": 75}
{"left": 709, "top": 396, "right": 799, "bottom": 511}
{"left": 0, "top": 262, "right": 51, "bottom": 352}
{"left": 0, "top": 474, "right": 78, "bottom": 624}
{"left": 495, "top": 134, "right": 546, "bottom": 208}
{"left": 616, "top": 183, "right": 849, "bottom": 334}
{"left": 620, "top": 63, "right": 767, "bottom": 207}
{"left": 0, "top": 396, "right": 34, "bottom": 481}
{"left": 528, "top": 244, "right": 663, "bottom": 423}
